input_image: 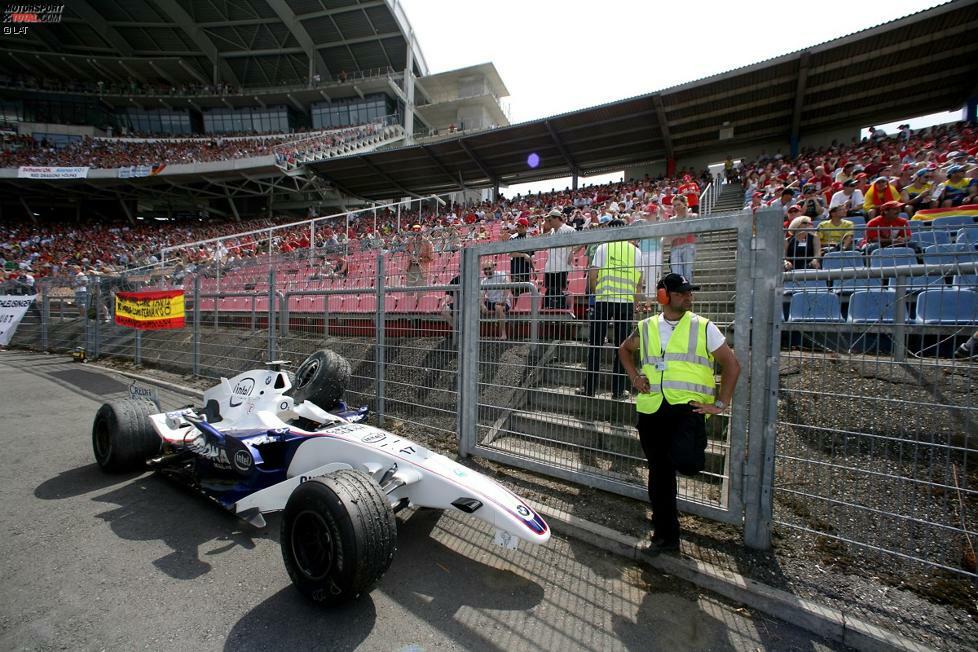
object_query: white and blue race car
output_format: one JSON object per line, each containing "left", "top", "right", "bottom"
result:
{"left": 91, "top": 350, "right": 549, "bottom": 605}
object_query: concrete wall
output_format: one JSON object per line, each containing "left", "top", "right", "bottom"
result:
{"left": 457, "top": 104, "right": 489, "bottom": 131}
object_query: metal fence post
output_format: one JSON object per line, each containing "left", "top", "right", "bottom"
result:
{"left": 743, "top": 208, "right": 783, "bottom": 550}
{"left": 40, "top": 291, "right": 49, "bottom": 352}
{"left": 457, "top": 246, "right": 480, "bottom": 457}
{"left": 134, "top": 330, "right": 142, "bottom": 365}
{"left": 192, "top": 275, "right": 201, "bottom": 376}
{"left": 92, "top": 282, "right": 101, "bottom": 359}
{"left": 267, "top": 268, "right": 277, "bottom": 362}
{"left": 375, "top": 254, "right": 386, "bottom": 426}
{"left": 892, "top": 274, "right": 907, "bottom": 362}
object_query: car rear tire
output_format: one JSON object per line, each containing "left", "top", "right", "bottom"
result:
{"left": 281, "top": 469, "right": 396, "bottom": 606}
{"left": 290, "top": 349, "right": 350, "bottom": 410}
{"left": 92, "top": 399, "right": 161, "bottom": 472}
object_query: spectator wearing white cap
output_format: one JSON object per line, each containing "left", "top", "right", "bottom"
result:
{"left": 541, "top": 209, "right": 575, "bottom": 309}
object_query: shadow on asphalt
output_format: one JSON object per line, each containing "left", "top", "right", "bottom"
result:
{"left": 38, "top": 467, "right": 272, "bottom": 581}
{"left": 34, "top": 463, "right": 144, "bottom": 500}
{"left": 224, "top": 586, "right": 377, "bottom": 652}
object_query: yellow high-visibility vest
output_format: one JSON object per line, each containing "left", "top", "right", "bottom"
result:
{"left": 595, "top": 241, "right": 639, "bottom": 302}
{"left": 635, "top": 311, "right": 715, "bottom": 414}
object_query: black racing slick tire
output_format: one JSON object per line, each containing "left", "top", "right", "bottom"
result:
{"left": 290, "top": 349, "right": 350, "bottom": 410}
{"left": 92, "top": 399, "right": 161, "bottom": 472}
{"left": 281, "top": 469, "right": 396, "bottom": 606}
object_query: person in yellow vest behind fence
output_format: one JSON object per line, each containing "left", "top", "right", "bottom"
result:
{"left": 618, "top": 273, "right": 740, "bottom": 554}
{"left": 578, "top": 219, "right": 643, "bottom": 398}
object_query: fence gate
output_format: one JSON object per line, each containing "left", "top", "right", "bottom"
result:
{"left": 457, "top": 212, "right": 779, "bottom": 534}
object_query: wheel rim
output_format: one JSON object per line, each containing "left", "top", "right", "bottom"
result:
{"left": 294, "top": 359, "right": 320, "bottom": 391}
{"left": 290, "top": 510, "right": 335, "bottom": 581}
{"left": 94, "top": 417, "right": 111, "bottom": 463}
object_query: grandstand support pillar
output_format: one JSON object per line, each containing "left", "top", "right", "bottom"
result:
{"left": 403, "top": 31, "right": 416, "bottom": 145}
{"left": 789, "top": 52, "right": 811, "bottom": 160}
{"left": 666, "top": 158, "right": 676, "bottom": 177}
{"left": 225, "top": 187, "right": 241, "bottom": 222}
{"left": 571, "top": 171, "right": 578, "bottom": 191}
{"left": 375, "top": 256, "right": 386, "bottom": 427}
{"left": 493, "top": 180, "right": 500, "bottom": 201}
{"left": 967, "top": 96, "right": 978, "bottom": 124}
{"left": 19, "top": 196, "right": 37, "bottom": 225}
{"left": 116, "top": 194, "right": 135, "bottom": 226}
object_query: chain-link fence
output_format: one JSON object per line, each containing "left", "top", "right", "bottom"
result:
{"left": 7, "top": 207, "right": 976, "bottom": 588}
{"left": 776, "top": 212, "right": 978, "bottom": 585}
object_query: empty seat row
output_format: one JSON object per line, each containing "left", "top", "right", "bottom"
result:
{"left": 787, "top": 289, "right": 978, "bottom": 324}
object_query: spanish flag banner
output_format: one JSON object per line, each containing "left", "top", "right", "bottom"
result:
{"left": 115, "top": 290, "right": 185, "bottom": 330}
{"left": 911, "top": 204, "right": 978, "bottom": 221}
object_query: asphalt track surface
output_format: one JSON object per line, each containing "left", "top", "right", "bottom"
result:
{"left": 0, "top": 351, "right": 839, "bottom": 651}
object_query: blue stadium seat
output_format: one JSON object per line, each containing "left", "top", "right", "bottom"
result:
{"left": 952, "top": 275, "right": 978, "bottom": 290}
{"left": 783, "top": 279, "right": 829, "bottom": 293}
{"left": 788, "top": 291, "right": 842, "bottom": 322}
{"left": 847, "top": 290, "right": 900, "bottom": 323}
{"left": 922, "top": 243, "right": 978, "bottom": 267}
{"left": 913, "top": 230, "right": 951, "bottom": 247}
{"left": 914, "top": 289, "right": 978, "bottom": 324}
{"left": 869, "top": 246, "right": 917, "bottom": 269}
{"left": 931, "top": 215, "right": 976, "bottom": 232}
{"left": 957, "top": 226, "right": 978, "bottom": 245}
{"left": 821, "top": 251, "right": 881, "bottom": 293}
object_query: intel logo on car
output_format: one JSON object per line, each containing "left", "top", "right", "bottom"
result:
{"left": 234, "top": 449, "right": 253, "bottom": 472}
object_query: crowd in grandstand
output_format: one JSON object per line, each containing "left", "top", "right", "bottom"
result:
{"left": 0, "top": 121, "right": 392, "bottom": 169}
{"left": 3, "top": 121, "right": 976, "bottom": 292}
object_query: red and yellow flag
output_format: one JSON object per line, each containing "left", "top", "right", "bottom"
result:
{"left": 114, "top": 290, "right": 185, "bottom": 330}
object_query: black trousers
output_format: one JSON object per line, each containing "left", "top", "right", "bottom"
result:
{"left": 637, "top": 403, "right": 706, "bottom": 542}
{"left": 543, "top": 271, "right": 568, "bottom": 309}
{"left": 585, "top": 301, "right": 633, "bottom": 395}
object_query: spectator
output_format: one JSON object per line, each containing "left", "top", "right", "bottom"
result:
{"left": 817, "top": 205, "right": 855, "bottom": 252}
{"left": 579, "top": 220, "right": 643, "bottom": 399}
{"left": 769, "top": 188, "right": 797, "bottom": 217}
{"left": 863, "top": 176, "right": 902, "bottom": 218}
{"left": 441, "top": 273, "right": 460, "bottom": 331}
{"left": 784, "top": 216, "right": 822, "bottom": 271}
{"left": 542, "top": 209, "right": 575, "bottom": 309}
{"left": 404, "top": 224, "right": 433, "bottom": 292}
{"left": 829, "top": 179, "right": 865, "bottom": 216}
{"left": 480, "top": 261, "right": 510, "bottom": 340}
{"left": 903, "top": 168, "right": 935, "bottom": 214}
{"left": 668, "top": 196, "right": 696, "bottom": 282}
{"left": 860, "top": 201, "right": 919, "bottom": 255}
{"left": 508, "top": 217, "right": 535, "bottom": 298}
{"left": 678, "top": 175, "right": 700, "bottom": 214}
{"left": 937, "top": 165, "right": 975, "bottom": 207}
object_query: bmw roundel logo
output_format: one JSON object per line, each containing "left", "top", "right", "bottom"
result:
{"left": 516, "top": 504, "right": 532, "bottom": 519}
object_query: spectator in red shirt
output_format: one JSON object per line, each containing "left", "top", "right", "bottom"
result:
{"left": 860, "top": 201, "right": 920, "bottom": 256}
{"left": 677, "top": 175, "right": 700, "bottom": 214}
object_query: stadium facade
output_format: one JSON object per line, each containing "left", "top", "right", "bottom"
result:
{"left": 0, "top": 0, "right": 977, "bottom": 219}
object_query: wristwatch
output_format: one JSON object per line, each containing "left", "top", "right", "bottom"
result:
{"left": 713, "top": 399, "right": 726, "bottom": 410}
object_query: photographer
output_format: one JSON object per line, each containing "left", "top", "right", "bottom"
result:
{"left": 799, "top": 184, "right": 827, "bottom": 220}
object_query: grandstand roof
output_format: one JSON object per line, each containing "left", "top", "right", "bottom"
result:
{"left": 309, "top": 0, "right": 978, "bottom": 199}
{"left": 0, "top": 0, "right": 427, "bottom": 88}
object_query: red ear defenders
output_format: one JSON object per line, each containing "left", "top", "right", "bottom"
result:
{"left": 656, "top": 287, "right": 669, "bottom": 305}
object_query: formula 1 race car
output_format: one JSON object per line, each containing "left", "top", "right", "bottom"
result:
{"left": 91, "top": 350, "right": 549, "bottom": 605}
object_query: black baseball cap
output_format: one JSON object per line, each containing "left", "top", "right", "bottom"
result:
{"left": 657, "top": 273, "right": 700, "bottom": 293}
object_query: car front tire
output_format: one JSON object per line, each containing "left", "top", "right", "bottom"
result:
{"left": 91, "top": 399, "right": 161, "bottom": 472}
{"left": 281, "top": 469, "right": 396, "bottom": 605}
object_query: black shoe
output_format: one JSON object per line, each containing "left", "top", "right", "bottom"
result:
{"left": 955, "top": 337, "right": 977, "bottom": 359}
{"left": 642, "top": 536, "right": 680, "bottom": 556}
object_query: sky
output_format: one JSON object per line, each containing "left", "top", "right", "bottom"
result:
{"left": 398, "top": 0, "right": 961, "bottom": 195}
